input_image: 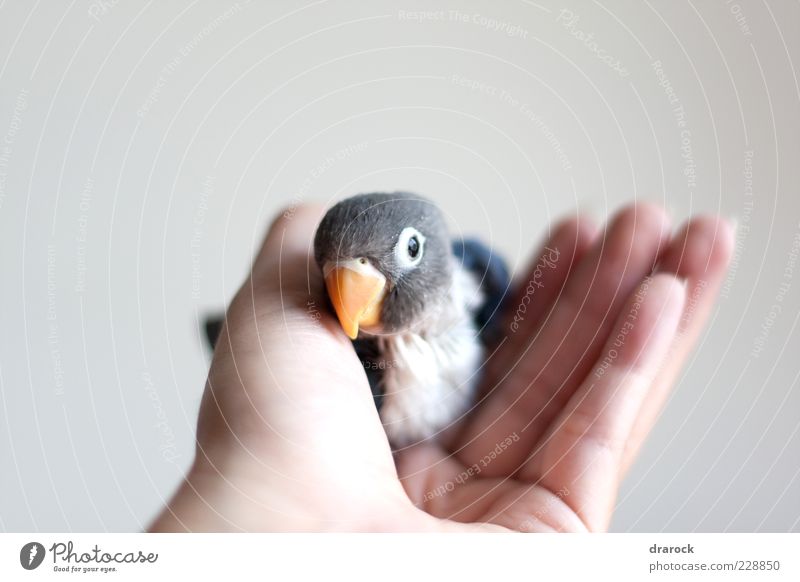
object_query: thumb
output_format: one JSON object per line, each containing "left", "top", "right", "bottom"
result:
{"left": 216, "top": 203, "right": 352, "bottom": 364}
{"left": 201, "top": 204, "right": 392, "bottom": 466}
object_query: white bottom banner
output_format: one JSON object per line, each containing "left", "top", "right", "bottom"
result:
{"left": 1, "top": 533, "right": 797, "bottom": 581}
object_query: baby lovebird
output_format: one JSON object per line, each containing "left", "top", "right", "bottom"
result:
{"left": 204, "top": 192, "right": 508, "bottom": 446}
{"left": 312, "top": 192, "right": 509, "bottom": 445}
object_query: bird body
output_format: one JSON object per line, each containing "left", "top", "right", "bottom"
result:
{"left": 370, "top": 260, "right": 484, "bottom": 444}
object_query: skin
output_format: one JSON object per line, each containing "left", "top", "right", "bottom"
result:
{"left": 149, "top": 202, "right": 733, "bottom": 532}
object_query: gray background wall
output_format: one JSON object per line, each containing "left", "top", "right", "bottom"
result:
{"left": 0, "top": 0, "right": 798, "bottom": 532}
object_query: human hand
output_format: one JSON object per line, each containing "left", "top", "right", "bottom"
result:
{"left": 149, "top": 202, "right": 733, "bottom": 532}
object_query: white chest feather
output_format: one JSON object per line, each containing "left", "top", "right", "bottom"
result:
{"left": 377, "top": 264, "right": 484, "bottom": 445}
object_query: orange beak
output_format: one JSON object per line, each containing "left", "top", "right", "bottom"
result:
{"left": 323, "top": 259, "right": 386, "bottom": 339}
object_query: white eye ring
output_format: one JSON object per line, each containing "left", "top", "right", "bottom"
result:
{"left": 395, "top": 227, "right": 425, "bottom": 269}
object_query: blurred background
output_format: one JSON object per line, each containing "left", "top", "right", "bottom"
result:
{"left": 0, "top": 0, "right": 798, "bottom": 532}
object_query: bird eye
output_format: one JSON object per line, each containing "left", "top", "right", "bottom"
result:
{"left": 395, "top": 227, "right": 425, "bottom": 269}
{"left": 407, "top": 236, "right": 420, "bottom": 258}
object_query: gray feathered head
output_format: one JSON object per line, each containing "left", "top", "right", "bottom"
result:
{"left": 314, "top": 192, "right": 452, "bottom": 338}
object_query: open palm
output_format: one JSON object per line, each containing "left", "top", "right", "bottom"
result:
{"left": 150, "top": 202, "right": 733, "bottom": 532}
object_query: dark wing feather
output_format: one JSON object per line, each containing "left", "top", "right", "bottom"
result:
{"left": 452, "top": 238, "right": 511, "bottom": 346}
{"left": 204, "top": 315, "right": 224, "bottom": 348}
{"left": 352, "top": 337, "right": 385, "bottom": 410}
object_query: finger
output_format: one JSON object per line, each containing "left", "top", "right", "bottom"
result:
{"left": 447, "top": 214, "right": 597, "bottom": 450}
{"left": 501, "top": 214, "right": 600, "bottom": 351}
{"left": 530, "top": 274, "right": 685, "bottom": 531}
{"left": 201, "top": 202, "right": 330, "bottom": 348}
{"left": 250, "top": 203, "right": 326, "bottom": 288}
{"left": 620, "top": 216, "right": 734, "bottom": 472}
{"left": 218, "top": 203, "right": 342, "bottom": 355}
{"left": 482, "top": 214, "right": 599, "bottom": 380}
{"left": 456, "top": 203, "right": 671, "bottom": 475}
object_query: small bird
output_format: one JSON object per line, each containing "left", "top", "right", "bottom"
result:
{"left": 204, "top": 192, "right": 509, "bottom": 446}
{"left": 312, "top": 192, "right": 509, "bottom": 445}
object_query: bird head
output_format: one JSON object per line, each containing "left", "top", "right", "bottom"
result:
{"left": 313, "top": 192, "right": 453, "bottom": 339}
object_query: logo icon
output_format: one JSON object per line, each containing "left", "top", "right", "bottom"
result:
{"left": 20, "top": 542, "right": 46, "bottom": 570}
